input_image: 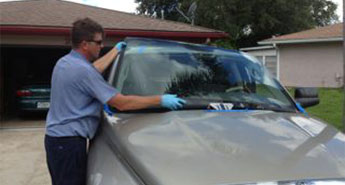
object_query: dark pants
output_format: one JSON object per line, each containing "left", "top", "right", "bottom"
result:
{"left": 45, "top": 135, "right": 87, "bottom": 185}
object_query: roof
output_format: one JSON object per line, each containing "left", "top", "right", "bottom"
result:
{"left": 0, "top": 0, "right": 227, "bottom": 39}
{"left": 259, "top": 23, "right": 343, "bottom": 45}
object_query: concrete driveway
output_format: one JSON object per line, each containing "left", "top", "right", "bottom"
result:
{"left": 0, "top": 119, "right": 50, "bottom": 185}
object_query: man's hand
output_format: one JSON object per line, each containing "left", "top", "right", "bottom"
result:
{"left": 93, "top": 42, "right": 126, "bottom": 73}
{"left": 115, "top": 42, "right": 127, "bottom": 52}
{"left": 161, "top": 94, "right": 186, "bottom": 110}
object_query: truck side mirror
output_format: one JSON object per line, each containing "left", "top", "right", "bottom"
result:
{"left": 294, "top": 88, "right": 320, "bottom": 108}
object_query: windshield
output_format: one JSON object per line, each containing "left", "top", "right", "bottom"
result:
{"left": 113, "top": 38, "right": 295, "bottom": 111}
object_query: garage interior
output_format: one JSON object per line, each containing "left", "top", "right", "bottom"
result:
{"left": 0, "top": 45, "right": 115, "bottom": 121}
{"left": 1, "top": 46, "right": 70, "bottom": 120}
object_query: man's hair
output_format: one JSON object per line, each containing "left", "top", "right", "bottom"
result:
{"left": 71, "top": 17, "right": 104, "bottom": 48}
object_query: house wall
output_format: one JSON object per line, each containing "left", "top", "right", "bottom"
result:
{"left": 1, "top": 35, "right": 70, "bottom": 46}
{"left": 0, "top": 34, "right": 124, "bottom": 47}
{"left": 0, "top": 34, "right": 208, "bottom": 47}
{"left": 279, "top": 42, "right": 343, "bottom": 87}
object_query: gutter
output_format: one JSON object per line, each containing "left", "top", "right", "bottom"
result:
{"left": 240, "top": 45, "right": 275, "bottom": 51}
{"left": 0, "top": 26, "right": 228, "bottom": 39}
{"left": 258, "top": 37, "right": 343, "bottom": 45}
{"left": 274, "top": 43, "right": 280, "bottom": 80}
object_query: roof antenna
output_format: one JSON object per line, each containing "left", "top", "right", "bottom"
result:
{"left": 151, "top": 12, "right": 157, "bottom": 19}
{"left": 175, "top": 2, "right": 197, "bottom": 25}
{"left": 161, "top": 9, "right": 165, "bottom": 20}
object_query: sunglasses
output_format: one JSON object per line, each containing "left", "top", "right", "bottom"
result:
{"left": 87, "top": 40, "right": 103, "bottom": 45}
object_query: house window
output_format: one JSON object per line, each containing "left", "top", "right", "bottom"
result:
{"left": 255, "top": 56, "right": 264, "bottom": 63}
{"left": 254, "top": 55, "right": 277, "bottom": 78}
{"left": 265, "top": 56, "right": 277, "bottom": 78}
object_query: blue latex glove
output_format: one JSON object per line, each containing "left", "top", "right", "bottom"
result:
{"left": 115, "top": 41, "right": 127, "bottom": 51}
{"left": 103, "top": 104, "right": 113, "bottom": 116}
{"left": 161, "top": 94, "right": 186, "bottom": 110}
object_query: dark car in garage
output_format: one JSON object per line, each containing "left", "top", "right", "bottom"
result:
{"left": 16, "top": 84, "right": 50, "bottom": 113}
{"left": 87, "top": 38, "right": 345, "bottom": 185}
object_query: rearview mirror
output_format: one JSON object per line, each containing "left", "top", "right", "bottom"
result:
{"left": 294, "top": 88, "right": 319, "bottom": 108}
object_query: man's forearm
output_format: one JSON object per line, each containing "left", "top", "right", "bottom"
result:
{"left": 93, "top": 47, "right": 119, "bottom": 73}
{"left": 108, "top": 94, "right": 161, "bottom": 111}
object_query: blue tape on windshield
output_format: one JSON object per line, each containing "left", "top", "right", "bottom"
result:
{"left": 296, "top": 103, "right": 308, "bottom": 116}
{"left": 205, "top": 109, "right": 254, "bottom": 112}
{"left": 137, "top": 46, "right": 146, "bottom": 54}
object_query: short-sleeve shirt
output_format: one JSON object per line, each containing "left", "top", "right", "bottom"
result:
{"left": 46, "top": 50, "right": 117, "bottom": 139}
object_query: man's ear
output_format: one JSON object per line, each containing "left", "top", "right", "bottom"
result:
{"left": 80, "top": 40, "right": 89, "bottom": 51}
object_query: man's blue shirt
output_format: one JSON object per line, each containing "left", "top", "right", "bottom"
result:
{"left": 46, "top": 50, "right": 117, "bottom": 139}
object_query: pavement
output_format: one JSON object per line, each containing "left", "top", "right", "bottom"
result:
{"left": 0, "top": 118, "right": 51, "bottom": 185}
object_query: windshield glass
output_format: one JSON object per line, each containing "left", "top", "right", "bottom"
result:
{"left": 113, "top": 38, "right": 295, "bottom": 111}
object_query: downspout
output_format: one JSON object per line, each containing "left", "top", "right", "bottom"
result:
{"left": 274, "top": 42, "right": 280, "bottom": 80}
{"left": 342, "top": 0, "right": 345, "bottom": 133}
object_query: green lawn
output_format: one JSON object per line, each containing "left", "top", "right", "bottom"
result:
{"left": 288, "top": 88, "right": 344, "bottom": 131}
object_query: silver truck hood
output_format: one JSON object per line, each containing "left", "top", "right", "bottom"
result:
{"left": 105, "top": 110, "right": 345, "bottom": 185}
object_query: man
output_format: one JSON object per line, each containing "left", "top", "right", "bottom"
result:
{"left": 45, "top": 17, "right": 185, "bottom": 185}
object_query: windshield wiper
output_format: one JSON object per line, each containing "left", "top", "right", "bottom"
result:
{"left": 228, "top": 101, "right": 295, "bottom": 113}
{"left": 175, "top": 98, "right": 294, "bottom": 112}
{"left": 179, "top": 98, "right": 223, "bottom": 110}
{"left": 106, "top": 99, "right": 294, "bottom": 113}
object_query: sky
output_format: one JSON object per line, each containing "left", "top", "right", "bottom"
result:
{"left": 71, "top": 0, "right": 138, "bottom": 13}
{"left": 0, "top": 0, "right": 343, "bottom": 20}
{"left": 334, "top": 0, "right": 344, "bottom": 20}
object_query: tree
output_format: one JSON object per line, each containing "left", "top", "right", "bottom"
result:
{"left": 135, "top": 0, "right": 339, "bottom": 48}
{"left": 310, "top": 0, "right": 339, "bottom": 26}
{"left": 135, "top": 0, "right": 181, "bottom": 20}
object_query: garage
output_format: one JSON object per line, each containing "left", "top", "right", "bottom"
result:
{"left": 0, "top": 0, "right": 227, "bottom": 121}
{"left": 0, "top": 33, "right": 116, "bottom": 120}
{"left": 1, "top": 45, "right": 69, "bottom": 118}
{"left": 0, "top": 43, "right": 117, "bottom": 119}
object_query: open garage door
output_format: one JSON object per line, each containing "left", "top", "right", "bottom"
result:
{"left": 1, "top": 46, "right": 70, "bottom": 119}
{"left": 0, "top": 52, "right": 4, "bottom": 121}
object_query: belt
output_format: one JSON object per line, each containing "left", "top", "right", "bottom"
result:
{"left": 45, "top": 135, "right": 85, "bottom": 141}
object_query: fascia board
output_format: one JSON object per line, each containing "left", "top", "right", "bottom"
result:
{"left": 258, "top": 37, "right": 343, "bottom": 45}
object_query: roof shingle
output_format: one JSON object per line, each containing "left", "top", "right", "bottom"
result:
{"left": 260, "top": 23, "right": 343, "bottom": 44}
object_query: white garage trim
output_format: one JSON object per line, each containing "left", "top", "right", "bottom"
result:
{"left": 258, "top": 37, "right": 343, "bottom": 45}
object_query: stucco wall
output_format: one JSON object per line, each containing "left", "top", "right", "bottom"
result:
{"left": 279, "top": 42, "right": 343, "bottom": 87}
{"left": 0, "top": 34, "right": 208, "bottom": 47}
{"left": 0, "top": 34, "right": 125, "bottom": 47}
{"left": 1, "top": 35, "right": 70, "bottom": 46}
